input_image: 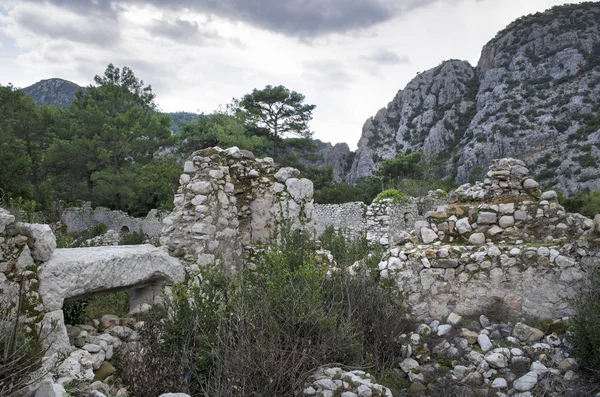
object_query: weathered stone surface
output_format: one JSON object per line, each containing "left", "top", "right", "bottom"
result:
{"left": 39, "top": 245, "right": 185, "bottom": 311}
{"left": 469, "top": 233, "right": 486, "bottom": 245}
{"left": 513, "top": 323, "right": 544, "bottom": 342}
{"left": 94, "top": 361, "right": 116, "bottom": 381}
{"left": 513, "top": 371, "right": 538, "bottom": 391}
{"left": 477, "top": 212, "right": 497, "bottom": 224}
{"left": 286, "top": 178, "right": 313, "bottom": 201}
{"left": 274, "top": 167, "right": 301, "bottom": 182}
{"left": 455, "top": 218, "right": 472, "bottom": 234}
{"left": 523, "top": 179, "right": 539, "bottom": 190}
{"left": 34, "top": 379, "right": 68, "bottom": 397}
{"left": 18, "top": 223, "right": 56, "bottom": 261}
{"left": 421, "top": 227, "right": 438, "bottom": 244}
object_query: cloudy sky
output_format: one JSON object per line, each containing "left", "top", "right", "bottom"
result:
{"left": 0, "top": 0, "right": 582, "bottom": 149}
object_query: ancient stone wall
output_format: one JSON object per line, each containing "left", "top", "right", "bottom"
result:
{"left": 314, "top": 191, "right": 446, "bottom": 247}
{"left": 159, "top": 147, "right": 315, "bottom": 272}
{"left": 375, "top": 158, "right": 600, "bottom": 320}
{"left": 59, "top": 203, "right": 165, "bottom": 237}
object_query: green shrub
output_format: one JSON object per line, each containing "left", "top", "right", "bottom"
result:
{"left": 122, "top": 226, "right": 408, "bottom": 396}
{"left": 120, "top": 228, "right": 147, "bottom": 245}
{"left": 91, "top": 222, "right": 108, "bottom": 237}
{"left": 375, "top": 189, "right": 409, "bottom": 203}
{"left": 570, "top": 266, "right": 600, "bottom": 379}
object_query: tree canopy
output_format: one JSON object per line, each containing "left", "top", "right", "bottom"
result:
{"left": 238, "top": 85, "right": 315, "bottom": 157}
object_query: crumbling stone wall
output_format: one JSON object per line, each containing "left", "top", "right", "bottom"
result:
{"left": 159, "top": 147, "right": 315, "bottom": 271}
{"left": 314, "top": 191, "right": 446, "bottom": 246}
{"left": 59, "top": 203, "right": 165, "bottom": 237}
{"left": 376, "top": 158, "right": 600, "bottom": 319}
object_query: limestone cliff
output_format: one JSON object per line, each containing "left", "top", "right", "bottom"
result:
{"left": 349, "top": 3, "right": 600, "bottom": 194}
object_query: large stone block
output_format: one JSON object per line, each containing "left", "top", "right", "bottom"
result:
{"left": 38, "top": 245, "right": 185, "bottom": 311}
{"left": 18, "top": 223, "right": 56, "bottom": 262}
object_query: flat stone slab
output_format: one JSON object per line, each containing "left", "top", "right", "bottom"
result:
{"left": 39, "top": 245, "right": 185, "bottom": 311}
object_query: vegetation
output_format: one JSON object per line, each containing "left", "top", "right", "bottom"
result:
{"left": 121, "top": 227, "right": 408, "bottom": 396}
{"left": 237, "top": 85, "right": 316, "bottom": 157}
{"left": 570, "top": 266, "right": 600, "bottom": 383}
{"left": 0, "top": 65, "right": 181, "bottom": 217}
{"left": 558, "top": 189, "right": 600, "bottom": 218}
{"left": 1, "top": 278, "right": 55, "bottom": 395}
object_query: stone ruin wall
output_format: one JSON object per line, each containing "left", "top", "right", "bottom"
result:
{"left": 159, "top": 146, "right": 315, "bottom": 272}
{"left": 58, "top": 202, "right": 165, "bottom": 237}
{"left": 314, "top": 192, "right": 446, "bottom": 247}
{"left": 375, "top": 158, "right": 600, "bottom": 320}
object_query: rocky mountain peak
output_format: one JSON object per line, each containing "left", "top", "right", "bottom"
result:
{"left": 22, "top": 78, "right": 82, "bottom": 106}
{"left": 349, "top": 2, "right": 600, "bottom": 195}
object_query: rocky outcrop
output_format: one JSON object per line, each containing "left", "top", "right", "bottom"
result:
{"left": 22, "top": 78, "right": 82, "bottom": 106}
{"left": 349, "top": 3, "right": 600, "bottom": 194}
{"left": 38, "top": 245, "right": 185, "bottom": 312}
{"left": 160, "top": 146, "right": 315, "bottom": 271}
{"left": 302, "top": 367, "right": 392, "bottom": 397}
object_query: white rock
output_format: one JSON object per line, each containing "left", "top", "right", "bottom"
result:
{"left": 274, "top": 167, "right": 301, "bottom": 182}
{"left": 285, "top": 178, "right": 313, "bottom": 201}
{"left": 18, "top": 223, "right": 56, "bottom": 261}
{"left": 400, "top": 358, "right": 420, "bottom": 373}
{"left": 469, "top": 233, "right": 486, "bottom": 245}
{"left": 491, "top": 378, "right": 507, "bottom": 389}
{"left": 446, "top": 312, "right": 462, "bottom": 325}
{"left": 456, "top": 218, "right": 472, "bottom": 234}
{"left": 421, "top": 227, "right": 438, "bottom": 243}
{"left": 523, "top": 179, "right": 539, "bottom": 189}
{"left": 485, "top": 352, "right": 509, "bottom": 369}
{"left": 477, "top": 334, "right": 493, "bottom": 352}
{"left": 513, "top": 371, "right": 538, "bottom": 391}
{"left": 437, "top": 324, "right": 453, "bottom": 336}
{"left": 34, "top": 379, "right": 67, "bottom": 397}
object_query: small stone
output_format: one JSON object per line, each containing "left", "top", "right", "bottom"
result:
{"left": 446, "top": 312, "right": 462, "bottom": 325}
{"left": 523, "top": 179, "right": 539, "bottom": 190}
{"left": 437, "top": 324, "right": 453, "bottom": 336}
{"left": 513, "top": 323, "right": 544, "bottom": 342}
{"left": 477, "top": 334, "right": 493, "bottom": 352}
{"left": 94, "top": 361, "right": 116, "bottom": 381}
{"left": 400, "top": 358, "right": 420, "bottom": 373}
{"left": 513, "top": 371, "right": 538, "bottom": 391}
{"left": 420, "top": 227, "right": 438, "bottom": 244}
{"left": 540, "top": 190, "right": 557, "bottom": 200}
{"left": 469, "top": 233, "right": 486, "bottom": 245}
{"left": 491, "top": 378, "right": 507, "bottom": 388}
{"left": 485, "top": 352, "right": 509, "bottom": 369}
{"left": 499, "top": 216, "right": 515, "bottom": 228}
{"left": 564, "top": 370, "right": 579, "bottom": 381}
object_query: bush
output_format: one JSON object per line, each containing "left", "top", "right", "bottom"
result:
{"left": 122, "top": 227, "right": 408, "bottom": 396}
{"left": 91, "top": 222, "right": 108, "bottom": 237}
{"left": 119, "top": 228, "right": 147, "bottom": 245}
{"left": 374, "top": 189, "right": 409, "bottom": 203}
{"left": 570, "top": 266, "right": 600, "bottom": 379}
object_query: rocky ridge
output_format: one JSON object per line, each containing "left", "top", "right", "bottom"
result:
{"left": 349, "top": 3, "right": 600, "bottom": 194}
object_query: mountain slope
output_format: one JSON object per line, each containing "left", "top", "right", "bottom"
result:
{"left": 349, "top": 2, "right": 600, "bottom": 194}
{"left": 22, "top": 78, "right": 82, "bottom": 106}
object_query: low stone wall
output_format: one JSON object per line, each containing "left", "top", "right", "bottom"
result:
{"left": 60, "top": 203, "right": 165, "bottom": 237}
{"left": 314, "top": 191, "right": 446, "bottom": 246}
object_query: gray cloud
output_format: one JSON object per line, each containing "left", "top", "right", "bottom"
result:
{"left": 25, "top": 0, "right": 439, "bottom": 37}
{"left": 12, "top": 6, "right": 119, "bottom": 46}
{"left": 147, "top": 17, "right": 241, "bottom": 47}
{"left": 364, "top": 49, "right": 411, "bottom": 65}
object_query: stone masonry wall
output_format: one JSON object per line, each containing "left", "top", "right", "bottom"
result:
{"left": 314, "top": 191, "right": 446, "bottom": 247}
{"left": 59, "top": 203, "right": 165, "bottom": 237}
{"left": 375, "top": 158, "right": 600, "bottom": 320}
{"left": 160, "top": 147, "right": 315, "bottom": 272}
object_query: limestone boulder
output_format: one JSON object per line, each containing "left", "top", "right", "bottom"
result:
{"left": 274, "top": 167, "right": 301, "bottom": 182}
{"left": 18, "top": 223, "right": 56, "bottom": 261}
{"left": 0, "top": 208, "right": 15, "bottom": 233}
{"left": 38, "top": 245, "right": 185, "bottom": 311}
{"left": 285, "top": 178, "right": 313, "bottom": 202}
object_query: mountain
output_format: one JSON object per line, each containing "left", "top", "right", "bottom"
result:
{"left": 22, "top": 78, "right": 82, "bottom": 106}
{"left": 348, "top": 2, "right": 600, "bottom": 194}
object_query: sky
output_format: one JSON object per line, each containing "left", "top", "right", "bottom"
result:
{"left": 0, "top": 0, "right": 585, "bottom": 149}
